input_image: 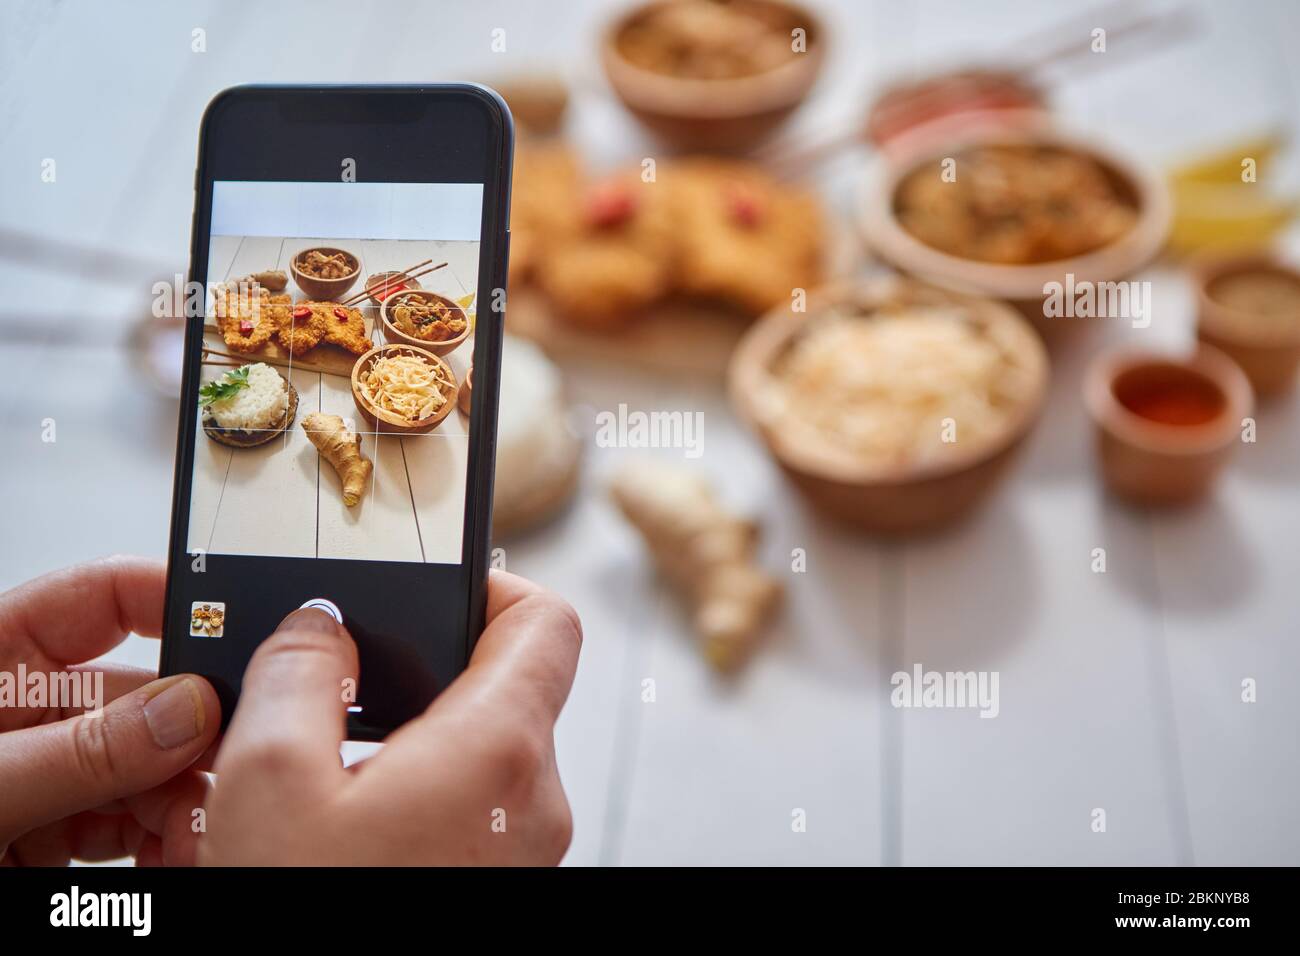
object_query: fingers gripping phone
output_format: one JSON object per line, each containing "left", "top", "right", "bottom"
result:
{"left": 160, "top": 85, "right": 512, "bottom": 740}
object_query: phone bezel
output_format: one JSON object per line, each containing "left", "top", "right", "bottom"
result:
{"left": 160, "top": 84, "right": 513, "bottom": 740}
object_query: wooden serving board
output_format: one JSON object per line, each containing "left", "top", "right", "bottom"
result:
{"left": 507, "top": 218, "right": 863, "bottom": 380}
{"left": 508, "top": 289, "right": 756, "bottom": 380}
{"left": 202, "top": 307, "right": 377, "bottom": 378}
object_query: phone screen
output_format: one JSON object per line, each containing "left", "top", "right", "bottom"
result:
{"left": 161, "top": 87, "right": 510, "bottom": 739}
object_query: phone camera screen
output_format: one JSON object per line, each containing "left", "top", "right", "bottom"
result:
{"left": 170, "top": 178, "right": 490, "bottom": 736}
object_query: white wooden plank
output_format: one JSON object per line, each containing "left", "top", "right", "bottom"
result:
{"left": 898, "top": 484, "right": 1184, "bottom": 865}
{"left": 223, "top": 236, "right": 285, "bottom": 285}
{"left": 204, "top": 234, "right": 243, "bottom": 288}
{"left": 424, "top": 240, "right": 481, "bottom": 302}
{"left": 402, "top": 433, "right": 469, "bottom": 565}
{"left": 205, "top": 367, "right": 320, "bottom": 559}
{"left": 1154, "top": 405, "right": 1300, "bottom": 865}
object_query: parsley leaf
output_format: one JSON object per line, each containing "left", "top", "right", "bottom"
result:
{"left": 199, "top": 365, "right": 251, "bottom": 406}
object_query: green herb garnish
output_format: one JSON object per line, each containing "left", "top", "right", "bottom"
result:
{"left": 199, "top": 366, "right": 250, "bottom": 406}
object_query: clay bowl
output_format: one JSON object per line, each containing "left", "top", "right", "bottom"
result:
{"left": 600, "top": 0, "right": 826, "bottom": 152}
{"left": 1195, "top": 253, "right": 1300, "bottom": 397}
{"left": 291, "top": 247, "right": 361, "bottom": 301}
{"left": 1083, "top": 345, "right": 1252, "bottom": 506}
{"left": 729, "top": 277, "right": 1049, "bottom": 535}
{"left": 363, "top": 271, "right": 423, "bottom": 308}
{"left": 351, "top": 344, "right": 458, "bottom": 435}
{"left": 859, "top": 112, "right": 1171, "bottom": 335}
{"left": 381, "top": 289, "right": 472, "bottom": 357}
{"left": 457, "top": 364, "right": 473, "bottom": 416}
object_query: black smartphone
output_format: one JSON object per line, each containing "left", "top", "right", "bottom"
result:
{"left": 160, "top": 84, "right": 512, "bottom": 740}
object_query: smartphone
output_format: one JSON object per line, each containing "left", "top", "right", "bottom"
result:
{"left": 160, "top": 85, "right": 512, "bottom": 740}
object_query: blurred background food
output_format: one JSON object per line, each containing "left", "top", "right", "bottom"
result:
{"left": 1194, "top": 253, "right": 1300, "bottom": 394}
{"left": 2, "top": 0, "right": 1300, "bottom": 866}
{"left": 1084, "top": 344, "right": 1253, "bottom": 504}
{"left": 610, "top": 459, "right": 782, "bottom": 671}
{"left": 601, "top": 0, "right": 826, "bottom": 150}
{"left": 729, "top": 278, "right": 1049, "bottom": 532}
{"left": 1167, "top": 134, "right": 1299, "bottom": 255}
{"left": 859, "top": 113, "right": 1172, "bottom": 316}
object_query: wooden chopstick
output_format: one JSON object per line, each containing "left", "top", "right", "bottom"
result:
{"left": 340, "top": 258, "right": 439, "bottom": 306}
{"left": 344, "top": 260, "right": 449, "bottom": 306}
{"left": 201, "top": 346, "right": 353, "bottom": 378}
{"left": 1015, "top": 3, "right": 1197, "bottom": 75}
{"left": 393, "top": 261, "right": 449, "bottom": 287}
{"left": 756, "top": 1, "right": 1198, "bottom": 180}
{"left": 340, "top": 260, "right": 432, "bottom": 306}
{"left": 346, "top": 261, "right": 451, "bottom": 306}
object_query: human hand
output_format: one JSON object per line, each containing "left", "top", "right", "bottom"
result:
{"left": 200, "top": 570, "right": 582, "bottom": 865}
{"left": 0, "top": 557, "right": 221, "bottom": 866}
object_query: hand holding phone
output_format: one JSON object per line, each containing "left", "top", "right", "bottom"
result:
{"left": 0, "top": 557, "right": 219, "bottom": 867}
{"left": 0, "top": 558, "right": 579, "bottom": 866}
{"left": 200, "top": 571, "right": 580, "bottom": 866}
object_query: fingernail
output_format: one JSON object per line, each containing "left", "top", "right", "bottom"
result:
{"left": 280, "top": 607, "right": 340, "bottom": 635}
{"left": 143, "top": 679, "right": 204, "bottom": 749}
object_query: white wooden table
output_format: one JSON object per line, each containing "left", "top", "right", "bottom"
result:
{"left": 1, "top": 0, "right": 1297, "bottom": 866}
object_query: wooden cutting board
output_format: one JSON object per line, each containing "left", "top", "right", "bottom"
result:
{"left": 507, "top": 289, "right": 757, "bottom": 380}
{"left": 202, "top": 306, "right": 378, "bottom": 378}
{"left": 506, "top": 218, "right": 863, "bottom": 380}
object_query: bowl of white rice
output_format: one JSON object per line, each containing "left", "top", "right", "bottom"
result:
{"left": 729, "top": 277, "right": 1048, "bottom": 534}
{"left": 201, "top": 362, "right": 297, "bottom": 448}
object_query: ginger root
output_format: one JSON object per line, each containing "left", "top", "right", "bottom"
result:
{"left": 303, "top": 412, "right": 372, "bottom": 507}
{"left": 610, "top": 461, "right": 781, "bottom": 672}
{"left": 246, "top": 270, "right": 288, "bottom": 291}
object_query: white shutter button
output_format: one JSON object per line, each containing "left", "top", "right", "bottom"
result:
{"left": 299, "top": 598, "right": 343, "bottom": 624}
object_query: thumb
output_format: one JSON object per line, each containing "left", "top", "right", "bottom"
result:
{"left": 216, "top": 607, "right": 358, "bottom": 781}
{"left": 0, "top": 674, "right": 220, "bottom": 849}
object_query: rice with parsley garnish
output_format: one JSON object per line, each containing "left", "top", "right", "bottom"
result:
{"left": 203, "top": 363, "right": 287, "bottom": 432}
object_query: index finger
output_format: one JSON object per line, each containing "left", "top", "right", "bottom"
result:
{"left": 0, "top": 556, "right": 166, "bottom": 667}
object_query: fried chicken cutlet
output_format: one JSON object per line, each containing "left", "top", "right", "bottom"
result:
{"left": 213, "top": 284, "right": 291, "bottom": 353}
{"left": 666, "top": 158, "right": 823, "bottom": 316}
{"left": 536, "top": 171, "right": 677, "bottom": 329}
{"left": 275, "top": 301, "right": 371, "bottom": 357}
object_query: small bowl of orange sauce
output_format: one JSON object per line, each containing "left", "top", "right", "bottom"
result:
{"left": 1084, "top": 346, "right": 1253, "bottom": 505}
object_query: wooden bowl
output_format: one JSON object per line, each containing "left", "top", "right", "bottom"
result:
{"left": 363, "top": 271, "right": 423, "bottom": 308}
{"left": 600, "top": 0, "right": 826, "bottom": 152}
{"left": 351, "top": 344, "right": 458, "bottom": 434}
{"left": 859, "top": 112, "right": 1171, "bottom": 329}
{"left": 381, "top": 289, "right": 472, "bottom": 357}
{"left": 290, "top": 247, "right": 361, "bottom": 301}
{"left": 729, "top": 277, "right": 1049, "bottom": 534}
{"left": 1195, "top": 253, "right": 1300, "bottom": 397}
{"left": 1083, "top": 345, "right": 1252, "bottom": 505}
